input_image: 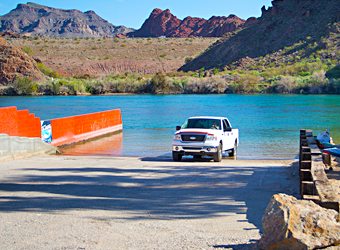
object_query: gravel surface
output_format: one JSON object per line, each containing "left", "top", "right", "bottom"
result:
{"left": 0, "top": 156, "right": 298, "bottom": 250}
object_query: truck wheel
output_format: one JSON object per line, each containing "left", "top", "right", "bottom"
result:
{"left": 213, "top": 144, "right": 222, "bottom": 162}
{"left": 229, "top": 142, "right": 237, "bottom": 157}
{"left": 172, "top": 152, "right": 182, "bottom": 161}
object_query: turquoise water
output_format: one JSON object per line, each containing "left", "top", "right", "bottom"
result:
{"left": 1, "top": 95, "right": 339, "bottom": 159}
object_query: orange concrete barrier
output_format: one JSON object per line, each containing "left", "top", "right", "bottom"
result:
{"left": 0, "top": 106, "right": 123, "bottom": 147}
{"left": 50, "top": 109, "right": 123, "bottom": 146}
{"left": 0, "top": 106, "right": 41, "bottom": 138}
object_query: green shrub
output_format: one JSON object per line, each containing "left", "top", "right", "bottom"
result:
{"left": 51, "top": 81, "right": 61, "bottom": 95}
{"left": 12, "top": 77, "right": 38, "bottom": 95}
{"left": 56, "top": 79, "right": 87, "bottom": 94}
{"left": 0, "top": 86, "right": 17, "bottom": 96}
{"left": 298, "top": 71, "right": 311, "bottom": 77}
{"left": 37, "top": 63, "right": 60, "bottom": 78}
{"left": 21, "top": 46, "right": 33, "bottom": 56}
{"left": 212, "top": 68, "right": 220, "bottom": 75}
{"left": 268, "top": 76, "right": 296, "bottom": 93}
{"left": 198, "top": 68, "right": 205, "bottom": 78}
{"left": 37, "top": 84, "right": 54, "bottom": 95}
{"left": 147, "top": 73, "right": 172, "bottom": 94}
{"left": 59, "top": 85, "right": 76, "bottom": 95}
{"left": 86, "top": 83, "right": 105, "bottom": 95}
{"left": 236, "top": 74, "right": 263, "bottom": 93}
{"left": 184, "top": 77, "right": 228, "bottom": 94}
{"left": 327, "top": 79, "right": 340, "bottom": 94}
{"left": 105, "top": 81, "right": 147, "bottom": 93}
{"left": 309, "top": 70, "right": 327, "bottom": 86}
{"left": 172, "top": 78, "right": 188, "bottom": 90}
{"left": 326, "top": 65, "right": 340, "bottom": 79}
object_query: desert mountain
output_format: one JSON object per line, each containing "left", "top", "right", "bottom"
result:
{"left": 181, "top": 0, "right": 340, "bottom": 71}
{"left": 0, "top": 37, "right": 44, "bottom": 84}
{"left": 0, "top": 2, "right": 133, "bottom": 37}
{"left": 129, "top": 8, "right": 250, "bottom": 38}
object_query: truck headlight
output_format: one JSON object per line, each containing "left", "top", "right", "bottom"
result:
{"left": 173, "top": 134, "right": 181, "bottom": 140}
{"left": 206, "top": 134, "right": 217, "bottom": 141}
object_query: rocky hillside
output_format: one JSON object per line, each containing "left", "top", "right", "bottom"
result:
{"left": 129, "top": 8, "right": 250, "bottom": 38}
{"left": 0, "top": 2, "right": 133, "bottom": 37}
{"left": 181, "top": 0, "right": 340, "bottom": 71}
{"left": 11, "top": 37, "right": 217, "bottom": 77}
{"left": 0, "top": 37, "right": 44, "bottom": 84}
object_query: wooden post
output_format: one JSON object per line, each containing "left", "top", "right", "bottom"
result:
{"left": 301, "top": 151, "right": 312, "bottom": 161}
{"left": 300, "top": 169, "right": 313, "bottom": 181}
{"left": 300, "top": 139, "right": 308, "bottom": 147}
{"left": 300, "top": 160, "right": 312, "bottom": 170}
{"left": 301, "top": 181, "right": 316, "bottom": 196}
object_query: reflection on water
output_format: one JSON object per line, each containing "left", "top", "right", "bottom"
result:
{"left": 60, "top": 132, "right": 123, "bottom": 156}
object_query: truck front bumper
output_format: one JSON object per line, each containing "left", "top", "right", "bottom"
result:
{"left": 172, "top": 145, "right": 218, "bottom": 155}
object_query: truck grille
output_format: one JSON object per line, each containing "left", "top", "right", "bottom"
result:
{"left": 183, "top": 147, "right": 203, "bottom": 150}
{"left": 181, "top": 134, "right": 206, "bottom": 142}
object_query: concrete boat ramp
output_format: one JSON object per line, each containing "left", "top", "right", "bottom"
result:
{"left": 0, "top": 155, "right": 298, "bottom": 249}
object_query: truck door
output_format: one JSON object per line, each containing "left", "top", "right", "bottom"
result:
{"left": 222, "top": 119, "right": 233, "bottom": 150}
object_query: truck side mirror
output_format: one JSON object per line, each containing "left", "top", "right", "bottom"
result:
{"left": 224, "top": 127, "right": 232, "bottom": 132}
{"left": 176, "top": 126, "right": 181, "bottom": 131}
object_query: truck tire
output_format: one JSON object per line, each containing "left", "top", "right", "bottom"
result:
{"left": 229, "top": 142, "right": 237, "bottom": 157}
{"left": 213, "top": 144, "right": 222, "bottom": 162}
{"left": 172, "top": 152, "right": 182, "bottom": 161}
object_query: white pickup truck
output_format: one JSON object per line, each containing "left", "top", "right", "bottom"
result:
{"left": 172, "top": 116, "right": 239, "bottom": 162}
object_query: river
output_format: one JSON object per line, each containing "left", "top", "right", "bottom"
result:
{"left": 1, "top": 94, "right": 339, "bottom": 159}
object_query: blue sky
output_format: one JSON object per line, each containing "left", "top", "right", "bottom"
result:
{"left": 0, "top": 0, "right": 273, "bottom": 29}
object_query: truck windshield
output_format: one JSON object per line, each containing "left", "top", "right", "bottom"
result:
{"left": 182, "top": 119, "right": 221, "bottom": 130}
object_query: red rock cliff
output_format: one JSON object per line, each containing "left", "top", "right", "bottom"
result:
{"left": 129, "top": 9, "right": 247, "bottom": 38}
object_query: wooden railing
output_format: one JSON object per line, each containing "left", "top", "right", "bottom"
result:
{"left": 299, "top": 129, "right": 339, "bottom": 213}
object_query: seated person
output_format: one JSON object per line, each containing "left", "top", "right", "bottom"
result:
{"left": 211, "top": 121, "right": 220, "bottom": 130}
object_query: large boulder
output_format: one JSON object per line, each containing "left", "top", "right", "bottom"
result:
{"left": 0, "top": 37, "right": 44, "bottom": 84}
{"left": 259, "top": 194, "right": 340, "bottom": 250}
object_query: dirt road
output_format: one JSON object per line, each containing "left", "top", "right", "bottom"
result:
{"left": 0, "top": 156, "right": 298, "bottom": 249}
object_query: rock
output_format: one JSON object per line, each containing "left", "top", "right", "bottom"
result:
{"left": 234, "top": 57, "right": 256, "bottom": 69}
{"left": 244, "top": 17, "right": 258, "bottom": 27}
{"left": 259, "top": 194, "right": 340, "bottom": 250}
{"left": 199, "top": 15, "right": 245, "bottom": 37}
{"left": 33, "top": 57, "right": 42, "bottom": 64}
{"left": 0, "top": 2, "right": 134, "bottom": 38}
{"left": 0, "top": 31, "right": 21, "bottom": 38}
{"left": 0, "top": 37, "right": 44, "bottom": 84}
{"left": 115, "top": 33, "right": 127, "bottom": 39}
{"left": 129, "top": 9, "right": 247, "bottom": 38}
{"left": 169, "top": 16, "right": 206, "bottom": 37}
{"left": 129, "top": 8, "right": 181, "bottom": 38}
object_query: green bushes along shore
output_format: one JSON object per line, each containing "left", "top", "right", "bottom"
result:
{"left": 1, "top": 62, "right": 339, "bottom": 96}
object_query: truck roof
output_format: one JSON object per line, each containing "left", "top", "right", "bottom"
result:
{"left": 188, "top": 116, "right": 227, "bottom": 120}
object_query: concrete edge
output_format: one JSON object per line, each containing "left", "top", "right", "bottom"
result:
{"left": 0, "top": 134, "right": 58, "bottom": 162}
